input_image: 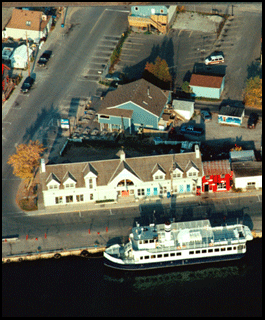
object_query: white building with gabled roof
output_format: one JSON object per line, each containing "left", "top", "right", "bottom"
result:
{"left": 39, "top": 148, "right": 203, "bottom": 207}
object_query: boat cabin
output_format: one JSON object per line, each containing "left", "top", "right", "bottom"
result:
{"left": 130, "top": 224, "right": 158, "bottom": 250}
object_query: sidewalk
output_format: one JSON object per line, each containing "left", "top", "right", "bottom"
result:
{"left": 27, "top": 187, "right": 262, "bottom": 216}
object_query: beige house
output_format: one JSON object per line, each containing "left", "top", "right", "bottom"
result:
{"left": 3, "top": 8, "right": 52, "bottom": 42}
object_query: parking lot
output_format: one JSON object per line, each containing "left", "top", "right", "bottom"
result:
{"left": 174, "top": 110, "right": 262, "bottom": 160}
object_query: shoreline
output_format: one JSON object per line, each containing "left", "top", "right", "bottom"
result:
{"left": 2, "top": 230, "right": 261, "bottom": 264}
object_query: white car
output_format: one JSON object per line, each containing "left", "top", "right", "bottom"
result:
{"left": 205, "top": 53, "right": 224, "bottom": 65}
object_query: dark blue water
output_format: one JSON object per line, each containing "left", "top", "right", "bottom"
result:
{"left": 2, "top": 239, "right": 262, "bottom": 317}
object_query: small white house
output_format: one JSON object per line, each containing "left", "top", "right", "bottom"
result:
{"left": 231, "top": 161, "right": 262, "bottom": 190}
{"left": 4, "top": 8, "right": 52, "bottom": 43}
{"left": 172, "top": 99, "right": 194, "bottom": 121}
{"left": 10, "top": 44, "right": 33, "bottom": 69}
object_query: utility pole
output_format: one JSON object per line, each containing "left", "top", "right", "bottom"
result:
{"left": 25, "top": 32, "right": 31, "bottom": 77}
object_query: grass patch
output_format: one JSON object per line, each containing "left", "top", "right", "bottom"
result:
{"left": 109, "top": 28, "right": 131, "bottom": 73}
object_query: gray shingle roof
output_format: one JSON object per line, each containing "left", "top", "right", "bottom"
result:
{"left": 232, "top": 161, "right": 262, "bottom": 177}
{"left": 98, "top": 78, "right": 170, "bottom": 117}
{"left": 40, "top": 152, "right": 202, "bottom": 191}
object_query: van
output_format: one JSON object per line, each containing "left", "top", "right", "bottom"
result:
{"left": 205, "top": 53, "right": 224, "bottom": 65}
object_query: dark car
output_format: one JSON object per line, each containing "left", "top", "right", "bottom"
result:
{"left": 247, "top": 112, "right": 259, "bottom": 129}
{"left": 200, "top": 110, "right": 212, "bottom": 121}
{"left": 21, "top": 76, "right": 34, "bottom": 93}
{"left": 37, "top": 50, "right": 52, "bottom": 67}
{"left": 180, "top": 124, "right": 204, "bottom": 136}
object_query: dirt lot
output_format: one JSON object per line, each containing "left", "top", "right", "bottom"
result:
{"left": 172, "top": 11, "right": 224, "bottom": 33}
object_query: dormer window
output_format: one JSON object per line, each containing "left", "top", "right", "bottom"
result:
{"left": 154, "top": 175, "right": 164, "bottom": 180}
{"left": 65, "top": 183, "right": 75, "bottom": 188}
{"left": 26, "top": 21, "right": 31, "bottom": 26}
{"left": 62, "top": 171, "right": 77, "bottom": 189}
{"left": 49, "top": 184, "right": 59, "bottom": 190}
{"left": 172, "top": 172, "right": 182, "bottom": 178}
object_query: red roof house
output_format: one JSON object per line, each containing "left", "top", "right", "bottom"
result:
{"left": 202, "top": 160, "right": 232, "bottom": 192}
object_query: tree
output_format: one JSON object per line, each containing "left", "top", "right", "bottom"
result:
{"left": 243, "top": 76, "right": 262, "bottom": 109}
{"left": 143, "top": 56, "right": 172, "bottom": 89}
{"left": 181, "top": 81, "right": 193, "bottom": 93}
{"left": 7, "top": 140, "right": 46, "bottom": 190}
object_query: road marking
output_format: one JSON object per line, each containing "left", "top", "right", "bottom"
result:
{"left": 178, "top": 29, "right": 183, "bottom": 36}
{"left": 121, "top": 58, "right": 135, "bottom": 63}
{"left": 189, "top": 31, "right": 193, "bottom": 37}
{"left": 257, "top": 195, "right": 262, "bottom": 202}
{"left": 105, "top": 8, "right": 130, "bottom": 13}
{"left": 123, "top": 42, "right": 144, "bottom": 46}
{"left": 121, "top": 47, "right": 140, "bottom": 51}
{"left": 97, "top": 44, "right": 116, "bottom": 49}
{"left": 120, "top": 52, "right": 139, "bottom": 57}
{"left": 91, "top": 56, "right": 110, "bottom": 59}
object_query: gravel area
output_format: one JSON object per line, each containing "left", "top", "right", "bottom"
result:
{"left": 172, "top": 12, "right": 224, "bottom": 33}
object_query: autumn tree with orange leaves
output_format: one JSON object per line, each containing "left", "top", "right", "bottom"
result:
{"left": 7, "top": 140, "right": 46, "bottom": 190}
{"left": 243, "top": 76, "right": 262, "bottom": 109}
{"left": 143, "top": 56, "right": 172, "bottom": 89}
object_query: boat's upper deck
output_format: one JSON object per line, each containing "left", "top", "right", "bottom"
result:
{"left": 131, "top": 219, "right": 252, "bottom": 251}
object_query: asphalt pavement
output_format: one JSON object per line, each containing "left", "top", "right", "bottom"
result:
{"left": 2, "top": 188, "right": 262, "bottom": 259}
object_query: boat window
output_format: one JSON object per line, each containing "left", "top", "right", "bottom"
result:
{"left": 196, "top": 250, "right": 200, "bottom": 254}
{"left": 233, "top": 246, "right": 237, "bottom": 250}
{"left": 208, "top": 249, "right": 213, "bottom": 253}
{"left": 164, "top": 253, "right": 169, "bottom": 257}
{"left": 221, "top": 247, "right": 226, "bottom": 251}
{"left": 170, "top": 252, "right": 175, "bottom": 257}
{"left": 151, "top": 255, "right": 156, "bottom": 259}
{"left": 202, "top": 249, "right": 207, "bottom": 253}
{"left": 144, "top": 240, "right": 148, "bottom": 244}
{"left": 177, "top": 252, "right": 181, "bottom": 256}
{"left": 144, "top": 256, "right": 149, "bottom": 259}
{"left": 214, "top": 248, "right": 220, "bottom": 252}
{"left": 189, "top": 251, "right": 194, "bottom": 255}
{"left": 227, "top": 247, "right": 232, "bottom": 251}
{"left": 140, "top": 256, "right": 143, "bottom": 260}
{"left": 157, "top": 254, "right": 162, "bottom": 258}
{"left": 150, "top": 239, "right": 154, "bottom": 243}
{"left": 139, "top": 240, "right": 142, "bottom": 244}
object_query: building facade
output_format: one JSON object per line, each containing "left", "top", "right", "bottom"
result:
{"left": 128, "top": 5, "right": 177, "bottom": 34}
{"left": 98, "top": 78, "right": 171, "bottom": 133}
{"left": 202, "top": 160, "right": 233, "bottom": 193}
{"left": 4, "top": 8, "right": 52, "bottom": 42}
{"left": 189, "top": 74, "right": 225, "bottom": 99}
{"left": 231, "top": 161, "right": 262, "bottom": 190}
{"left": 40, "top": 147, "right": 203, "bottom": 207}
{"left": 218, "top": 105, "right": 245, "bottom": 126}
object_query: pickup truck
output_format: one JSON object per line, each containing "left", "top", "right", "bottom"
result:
{"left": 180, "top": 125, "right": 204, "bottom": 136}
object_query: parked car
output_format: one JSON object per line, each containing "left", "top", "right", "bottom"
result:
{"left": 21, "top": 76, "right": 34, "bottom": 93}
{"left": 200, "top": 110, "right": 212, "bottom": 121}
{"left": 247, "top": 112, "right": 259, "bottom": 129}
{"left": 37, "top": 50, "right": 52, "bottom": 67}
{"left": 205, "top": 51, "right": 224, "bottom": 65}
{"left": 180, "top": 124, "right": 204, "bottom": 136}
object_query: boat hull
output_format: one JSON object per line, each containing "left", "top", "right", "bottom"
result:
{"left": 104, "top": 253, "right": 245, "bottom": 271}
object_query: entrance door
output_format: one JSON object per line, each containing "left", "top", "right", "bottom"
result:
{"left": 121, "top": 190, "right": 129, "bottom": 197}
{"left": 204, "top": 184, "right": 209, "bottom": 192}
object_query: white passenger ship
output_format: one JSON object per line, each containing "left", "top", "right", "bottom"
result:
{"left": 104, "top": 219, "right": 253, "bottom": 271}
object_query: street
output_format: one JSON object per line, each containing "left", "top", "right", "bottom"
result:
{"left": 2, "top": 6, "right": 129, "bottom": 218}
{"left": 2, "top": 192, "right": 262, "bottom": 257}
